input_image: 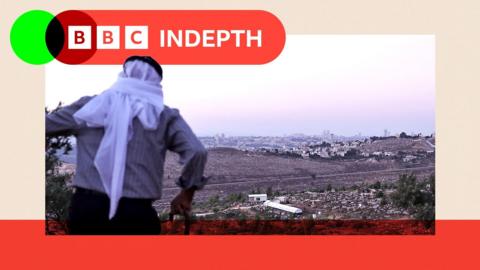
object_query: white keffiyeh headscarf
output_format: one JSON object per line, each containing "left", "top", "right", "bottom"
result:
{"left": 73, "top": 60, "right": 164, "bottom": 219}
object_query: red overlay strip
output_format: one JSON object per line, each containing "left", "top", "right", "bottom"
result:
{"left": 1, "top": 220, "right": 478, "bottom": 269}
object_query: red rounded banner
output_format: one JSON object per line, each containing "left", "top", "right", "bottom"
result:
{"left": 50, "top": 10, "right": 286, "bottom": 65}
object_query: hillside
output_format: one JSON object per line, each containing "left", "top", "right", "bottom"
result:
{"left": 359, "top": 137, "right": 434, "bottom": 153}
{"left": 59, "top": 145, "right": 434, "bottom": 207}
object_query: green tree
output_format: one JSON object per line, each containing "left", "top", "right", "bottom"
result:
{"left": 344, "top": 148, "right": 359, "bottom": 159}
{"left": 371, "top": 181, "right": 382, "bottom": 190}
{"left": 390, "top": 174, "right": 435, "bottom": 221}
{"left": 45, "top": 105, "right": 73, "bottom": 234}
{"left": 266, "top": 186, "right": 273, "bottom": 196}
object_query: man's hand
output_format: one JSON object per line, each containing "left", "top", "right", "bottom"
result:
{"left": 170, "top": 186, "right": 196, "bottom": 218}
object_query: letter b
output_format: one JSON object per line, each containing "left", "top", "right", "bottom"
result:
{"left": 97, "top": 26, "right": 120, "bottom": 49}
{"left": 68, "top": 26, "right": 91, "bottom": 49}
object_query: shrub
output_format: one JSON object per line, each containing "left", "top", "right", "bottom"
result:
{"left": 371, "top": 181, "right": 382, "bottom": 190}
{"left": 226, "top": 193, "right": 245, "bottom": 203}
{"left": 45, "top": 105, "right": 74, "bottom": 234}
{"left": 208, "top": 195, "right": 220, "bottom": 205}
{"left": 390, "top": 174, "right": 435, "bottom": 221}
{"left": 380, "top": 197, "right": 388, "bottom": 206}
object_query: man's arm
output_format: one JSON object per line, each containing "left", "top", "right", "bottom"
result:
{"left": 46, "top": 96, "right": 91, "bottom": 136}
{"left": 166, "top": 110, "right": 208, "bottom": 191}
{"left": 166, "top": 110, "right": 208, "bottom": 215}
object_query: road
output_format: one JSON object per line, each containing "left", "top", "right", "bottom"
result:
{"left": 161, "top": 165, "right": 434, "bottom": 191}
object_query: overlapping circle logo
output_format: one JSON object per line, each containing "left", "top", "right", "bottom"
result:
{"left": 10, "top": 10, "right": 97, "bottom": 65}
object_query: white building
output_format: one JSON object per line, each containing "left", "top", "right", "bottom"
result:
{"left": 403, "top": 155, "right": 417, "bottom": 162}
{"left": 263, "top": 200, "right": 302, "bottom": 214}
{"left": 273, "top": 196, "right": 287, "bottom": 203}
{"left": 195, "top": 212, "right": 214, "bottom": 218}
{"left": 248, "top": 194, "right": 268, "bottom": 202}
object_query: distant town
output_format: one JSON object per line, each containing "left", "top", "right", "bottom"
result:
{"left": 198, "top": 130, "right": 435, "bottom": 162}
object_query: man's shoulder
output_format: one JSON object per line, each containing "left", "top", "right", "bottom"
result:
{"left": 73, "top": 95, "right": 95, "bottom": 108}
{"left": 162, "top": 105, "right": 181, "bottom": 119}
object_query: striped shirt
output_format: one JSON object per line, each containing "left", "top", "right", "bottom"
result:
{"left": 46, "top": 96, "right": 208, "bottom": 199}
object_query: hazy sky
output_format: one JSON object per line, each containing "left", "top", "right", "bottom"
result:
{"left": 46, "top": 35, "right": 435, "bottom": 136}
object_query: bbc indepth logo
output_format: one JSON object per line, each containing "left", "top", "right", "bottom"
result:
{"left": 10, "top": 10, "right": 286, "bottom": 65}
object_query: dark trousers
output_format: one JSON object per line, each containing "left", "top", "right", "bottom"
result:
{"left": 67, "top": 187, "right": 161, "bottom": 235}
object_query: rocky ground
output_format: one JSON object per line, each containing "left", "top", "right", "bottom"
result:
{"left": 155, "top": 183, "right": 416, "bottom": 221}
{"left": 286, "top": 188, "right": 409, "bottom": 219}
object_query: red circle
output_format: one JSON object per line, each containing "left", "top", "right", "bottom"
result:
{"left": 54, "top": 10, "right": 97, "bottom": 64}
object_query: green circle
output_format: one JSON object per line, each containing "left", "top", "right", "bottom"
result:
{"left": 10, "top": 10, "right": 55, "bottom": 65}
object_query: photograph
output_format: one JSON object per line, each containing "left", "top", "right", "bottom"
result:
{"left": 45, "top": 35, "right": 435, "bottom": 235}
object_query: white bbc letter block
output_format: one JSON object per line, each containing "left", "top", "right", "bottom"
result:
{"left": 68, "top": 26, "right": 91, "bottom": 49}
{"left": 125, "top": 26, "right": 149, "bottom": 49}
{"left": 97, "top": 26, "right": 120, "bottom": 49}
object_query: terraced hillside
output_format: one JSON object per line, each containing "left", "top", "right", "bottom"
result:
{"left": 157, "top": 147, "right": 434, "bottom": 208}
